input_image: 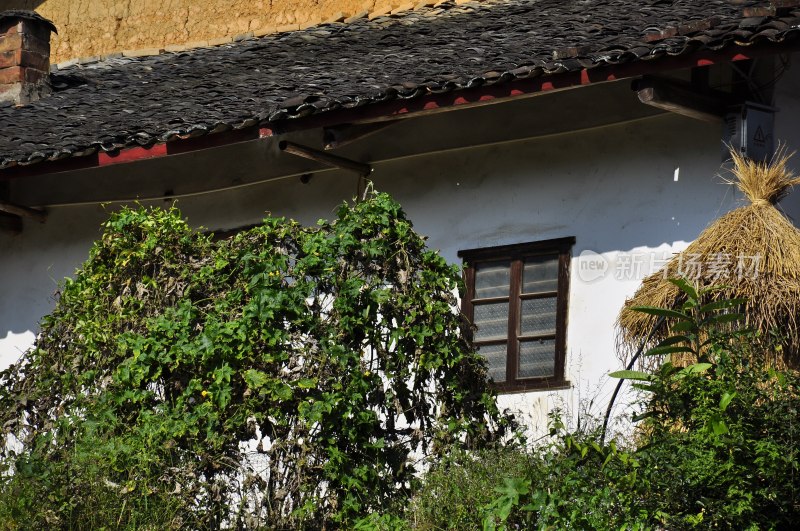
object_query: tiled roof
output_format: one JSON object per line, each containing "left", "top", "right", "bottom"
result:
{"left": 1, "top": 0, "right": 799, "bottom": 170}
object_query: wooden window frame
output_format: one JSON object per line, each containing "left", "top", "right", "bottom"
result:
{"left": 458, "top": 237, "right": 574, "bottom": 393}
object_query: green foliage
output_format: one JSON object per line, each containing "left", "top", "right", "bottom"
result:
{"left": 406, "top": 445, "right": 537, "bottom": 530}
{"left": 630, "top": 358, "right": 800, "bottom": 529}
{"left": 478, "top": 420, "right": 648, "bottom": 530}
{"left": 624, "top": 279, "right": 800, "bottom": 528}
{"left": 0, "top": 436, "right": 184, "bottom": 530}
{"left": 351, "top": 512, "right": 409, "bottom": 531}
{"left": 0, "top": 192, "right": 507, "bottom": 529}
{"left": 409, "top": 416, "right": 650, "bottom": 530}
{"left": 408, "top": 279, "right": 800, "bottom": 530}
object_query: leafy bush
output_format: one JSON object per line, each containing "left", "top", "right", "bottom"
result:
{"left": 408, "top": 415, "right": 648, "bottom": 530}
{"left": 634, "top": 358, "right": 800, "bottom": 529}
{"left": 0, "top": 192, "right": 508, "bottom": 529}
{"left": 614, "top": 279, "right": 800, "bottom": 528}
{"left": 407, "top": 445, "right": 536, "bottom": 529}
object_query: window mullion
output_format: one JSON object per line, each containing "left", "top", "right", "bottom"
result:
{"left": 506, "top": 258, "right": 522, "bottom": 383}
{"left": 463, "top": 265, "right": 476, "bottom": 335}
{"left": 554, "top": 250, "right": 569, "bottom": 380}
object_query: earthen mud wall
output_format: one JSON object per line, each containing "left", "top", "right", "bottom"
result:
{"left": 4, "top": 0, "right": 416, "bottom": 62}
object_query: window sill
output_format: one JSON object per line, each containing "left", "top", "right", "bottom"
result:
{"left": 494, "top": 380, "right": 572, "bottom": 395}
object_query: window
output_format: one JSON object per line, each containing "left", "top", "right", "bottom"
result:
{"left": 458, "top": 237, "right": 573, "bottom": 392}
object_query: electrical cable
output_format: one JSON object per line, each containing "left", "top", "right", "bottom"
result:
{"left": 600, "top": 315, "right": 666, "bottom": 444}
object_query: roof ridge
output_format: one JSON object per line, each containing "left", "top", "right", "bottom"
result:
{"left": 52, "top": 0, "right": 498, "bottom": 72}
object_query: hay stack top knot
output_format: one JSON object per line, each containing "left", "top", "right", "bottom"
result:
{"left": 727, "top": 147, "right": 800, "bottom": 207}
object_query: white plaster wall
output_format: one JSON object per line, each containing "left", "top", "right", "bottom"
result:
{"left": 7, "top": 89, "right": 798, "bottom": 435}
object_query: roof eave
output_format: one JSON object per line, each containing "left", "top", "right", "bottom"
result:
{"left": 1, "top": 40, "right": 796, "bottom": 180}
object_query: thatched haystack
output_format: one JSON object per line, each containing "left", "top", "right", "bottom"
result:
{"left": 617, "top": 149, "right": 800, "bottom": 367}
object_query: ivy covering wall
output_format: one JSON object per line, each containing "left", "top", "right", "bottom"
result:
{"left": 0, "top": 192, "right": 507, "bottom": 529}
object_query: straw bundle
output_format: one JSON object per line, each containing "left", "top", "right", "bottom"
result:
{"left": 617, "top": 148, "right": 800, "bottom": 367}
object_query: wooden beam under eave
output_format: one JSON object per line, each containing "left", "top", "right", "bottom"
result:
{"left": 634, "top": 76, "right": 730, "bottom": 123}
{"left": 0, "top": 200, "right": 46, "bottom": 223}
{"left": 323, "top": 121, "right": 399, "bottom": 150}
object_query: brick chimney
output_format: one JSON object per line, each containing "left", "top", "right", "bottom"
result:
{"left": 0, "top": 11, "right": 56, "bottom": 106}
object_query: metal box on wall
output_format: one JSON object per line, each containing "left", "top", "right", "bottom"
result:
{"left": 723, "top": 102, "right": 775, "bottom": 162}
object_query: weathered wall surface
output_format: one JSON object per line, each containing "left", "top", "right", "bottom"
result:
{"left": 4, "top": 0, "right": 414, "bottom": 62}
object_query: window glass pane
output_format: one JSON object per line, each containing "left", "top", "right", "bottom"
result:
{"left": 520, "top": 297, "right": 557, "bottom": 336}
{"left": 522, "top": 255, "right": 558, "bottom": 294}
{"left": 519, "top": 339, "right": 556, "bottom": 379}
{"left": 474, "top": 261, "right": 510, "bottom": 299}
{"left": 473, "top": 302, "right": 509, "bottom": 341}
{"left": 477, "top": 343, "right": 507, "bottom": 383}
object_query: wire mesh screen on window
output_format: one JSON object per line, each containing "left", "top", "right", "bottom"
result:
{"left": 473, "top": 255, "right": 559, "bottom": 383}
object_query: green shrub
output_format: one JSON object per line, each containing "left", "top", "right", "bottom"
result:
{"left": 407, "top": 445, "right": 536, "bottom": 529}
{"left": 631, "top": 351, "right": 800, "bottom": 529}
{"left": 0, "top": 435, "right": 185, "bottom": 530}
{"left": 0, "top": 192, "right": 508, "bottom": 529}
{"left": 618, "top": 279, "right": 800, "bottom": 528}
{"left": 409, "top": 424, "right": 649, "bottom": 530}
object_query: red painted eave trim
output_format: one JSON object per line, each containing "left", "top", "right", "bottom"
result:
{"left": 0, "top": 43, "right": 791, "bottom": 180}
{"left": 97, "top": 143, "right": 167, "bottom": 166}
{"left": 1, "top": 127, "right": 266, "bottom": 179}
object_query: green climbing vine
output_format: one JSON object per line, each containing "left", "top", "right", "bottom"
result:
{"left": 0, "top": 191, "right": 507, "bottom": 529}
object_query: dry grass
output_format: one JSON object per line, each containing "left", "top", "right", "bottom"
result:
{"left": 617, "top": 148, "right": 800, "bottom": 367}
